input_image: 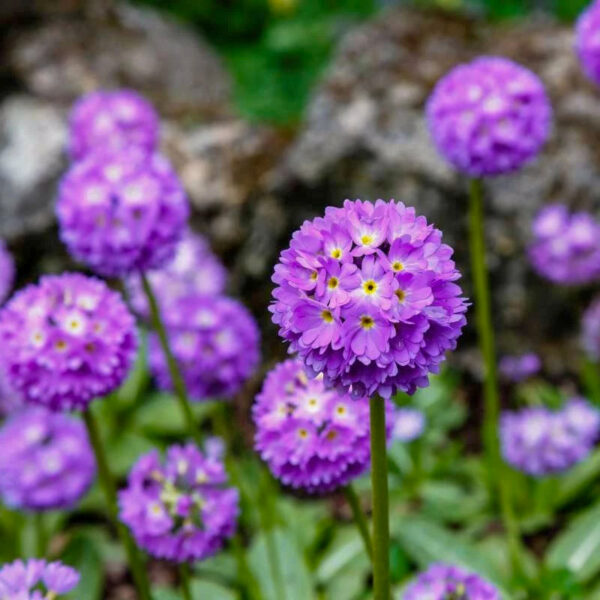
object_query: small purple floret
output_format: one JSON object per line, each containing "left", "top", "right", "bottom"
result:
{"left": 0, "top": 559, "right": 80, "bottom": 598}
{"left": 392, "top": 408, "right": 426, "bottom": 442}
{"left": 582, "top": 296, "right": 600, "bottom": 360}
{"left": 499, "top": 353, "right": 541, "bottom": 383}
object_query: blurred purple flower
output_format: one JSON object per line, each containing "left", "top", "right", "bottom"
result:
{"left": 576, "top": 1, "right": 600, "bottom": 87}
{"left": 68, "top": 89, "right": 159, "bottom": 161}
{"left": 392, "top": 408, "right": 426, "bottom": 442}
{"left": 57, "top": 148, "right": 189, "bottom": 277}
{"left": 499, "top": 353, "right": 541, "bottom": 383}
{"left": 271, "top": 199, "right": 467, "bottom": 399}
{"left": 403, "top": 563, "right": 500, "bottom": 599}
{"left": 426, "top": 56, "right": 551, "bottom": 177}
{"left": 0, "top": 559, "right": 79, "bottom": 597}
{"left": 500, "top": 398, "right": 600, "bottom": 476}
{"left": 528, "top": 204, "right": 600, "bottom": 285}
{"left": 582, "top": 296, "right": 600, "bottom": 360}
{"left": 118, "top": 442, "right": 238, "bottom": 563}
{"left": 0, "top": 240, "right": 14, "bottom": 306}
{"left": 149, "top": 295, "right": 260, "bottom": 401}
{"left": 254, "top": 359, "right": 393, "bottom": 494}
{"left": 127, "top": 229, "right": 227, "bottom": 320}
{"left": 0, "top": 273, "right": 137, "bottom": 411}
{"left": 0, "top": 407, "right": 95, "bottom": 510}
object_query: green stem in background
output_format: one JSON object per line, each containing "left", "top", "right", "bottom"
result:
{"left": 141, "top": 272, "right": 201, "bottom": 445}
{"left": 468, "top": 178, "right": 525, "bottom": 578}
{"left": 343, "top": 485, "right": 373, "bottom": 560}
{"left": 34, "top": 513, "right": 47, "bottom": 558}
{"left": 582, "top": 358, "right": 600, "bottom": 406}
{"left": 369, "top": 394, "right": 390, "bottom": 600}
{"left": 83, "top": 410, "right": 153, "bottom": 600}
{"left": 179, "top": 564, "right": 193, "bottom": 600}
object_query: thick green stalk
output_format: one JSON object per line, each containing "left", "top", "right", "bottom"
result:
{"left": 140, "top": 272, "right": 201, "bottom": 444}
{"left": 83, "top": 410, "right": 152, "bottom": 600}
{"left": 34, "top": 513, "right": 47, "bottom": 558}
{"left": 468, "top": 178, "right": 524, "bottom": 576}
{"left": 369, "top": 394, "right": 390, "bottom": 600}
{"left": 343, "top": 485, "right": 373, "bottom": 560}
{"left": 180, "top": 564, "right": 193, "bottom": 600}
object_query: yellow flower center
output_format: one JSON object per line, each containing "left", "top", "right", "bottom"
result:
{"left": 321, "top": 310, "right": 334, "bottom": 324}
{"left": 336, "top": 405, "right": 347, "bottom": 416}
{"left": 310, "top": 271, "right": 318, "bottom": 281}
{"left": 363, "top": 279, "right": 377, "bottom": 295}
{"left": 298, "top": 428, "right": 309, "bottom": 440}
{"left": 331, "top": 248, "right": 342, "bottom": 259}
{"left": 392, "top": 261, "right": 404, "bottom": 272}
{"left": 55, "top": 340, "right": 68, "bottom": 352}
{"left": 396, "top": 289, "right": 406, "bottom": 303}
{"left": 360, "top": 234, "right": 373, "bottom": 246}
{"left": 328, "top": 277, "right": 339, "bottom": 289}
{"left": 326, "top": 430, "right": 338, "bottom": 441}
{"left": 360, "top": 316, "right": 375, "bottom": 330}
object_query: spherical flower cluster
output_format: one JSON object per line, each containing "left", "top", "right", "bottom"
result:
{"left": 118, "top": 443, "right": 239, "bottom": 563}
{"left": 149, "top": 295, "right": 259, "bottom": 401}
{"left": 0, "top": 241, "right": 14, "bottom": 306}
{"left": 582, "top": 296, "right": 600, "bottom": 360}
{"left": 403, "top": 563, "right": 500, "bottom": 600}
{"left": 392, "top": 408, "right": 426, "bottom": 442}
{"left": 271, "top": 199, "right": 468, "bottom": 399}
{"left": 499, "top": 353, "right": 541, "bottom": 383}
{"left": 0, "top": 559, "right": 79, "bottom": 598}
{"left": 68, "top": 89, "right": 159, "bottom": 161}
{"left": 0, "top": 273, "right": 137, "bottom": 411}
{"left": 57, "top": 148, "right": 189, "bottom": 277}
{"left": 0, "top": 408, "right": 95, "bottom": 510}
{"left": 254, "top": 359, "right": 392, "bottom": 494}
{"left": 127, "top": 229, "right": 227, "bottom": 319}
{"left": 426, "top": 56, "right": 551, "bottom": 177}
{"left": 529, "top": 204, "right": 600, "bottom": 285}
{"left": 500, "top": 398, "right": 600, "bottom": 476}
{"left": 576, "top": 1, "right": 600, "bottom": 87}
{"left": 0, "top": 367, "right": 22, "bottom": 417}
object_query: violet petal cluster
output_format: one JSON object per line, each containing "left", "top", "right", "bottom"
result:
{"left": 149, "top": 295, "right": 260, "bottom": 401}
{"left": 576, "top": 1, "right": 600, "bottom": 87}
{"left": 0, "top": 241, "right": 14, "bottom": 306}
{"left": 0, "top": 408, "right": 95, "bottom": 510}
{"left": 499, "top": 353, "right": 541, "bottom": 383}
{"left": 68, "top": 89, "right": 159, "bottom": 161}
{"left": 392, "top": 407, "right": 426, "bottom": 442}
{"left": 403, "top": 563, "right": 500, "bottom": 600}
{"left": 501, "top": 398, "right": 600, "bottom": 476}
{"left": 582, "top": 296, "right": 600, "bottom": 360}
{"left": 271, "top": 199, "right": 468, "bottom": 399}
{"left": 254, "top": 359, "right": 393, "bottom": 494}
{"left": 118, "top": 443, "right": 239, "bottom": 563}
{"left": 529, "top": 204, "right": 600, "bottom": 285}
{"left": 127, "top": 229, "right": 227, "bottom": 319}
{"left": 426, "top": 56, "right": 551, "bottom": 177}
{"left": 0, "top": 273, "right": 137, "bottom": 411}
{"left": 0, "top": 559, "right": 80, "bottom": 598}
{"left": 57, "top": 148, "right": 189, "bottom": 277}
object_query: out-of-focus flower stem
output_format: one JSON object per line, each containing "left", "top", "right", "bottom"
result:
{"left": 369, "top": 394, "right": 390, "bottom": 600}
{"left": 34, "top": 513, "right": 47, "bottom": 558}
{"left": 180, "top": 564, "right": 193, "bottom": 600}
{"left": 344, "top": 484, "right": 373, "bottom": 560}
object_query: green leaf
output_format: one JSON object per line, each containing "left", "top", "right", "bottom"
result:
{"left": 105, "top": 432, "right": 155, "bottom": 478}
{"left": 553, "top": 449, "right": 600, "bottom": 508}
{"left": 62, "top": 532, "right": 104, "bottom": 600}
{"left": 546, "top": 501, "right": 600, "bottom": 583}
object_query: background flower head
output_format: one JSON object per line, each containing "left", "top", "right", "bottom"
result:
{"left": 0, "top": 559, "right": 79, "bottom": 598}
{"left": 576, "top": 1, "right": 600, "bottom": 87}
{"left": 499, "top": 353, "right": 541, "bottom": 383}
{"left": 582, "top": 296, "right": 600, "bottom": 360}
{"left": 392, "top": 407, "right": 426, "bottom": 442}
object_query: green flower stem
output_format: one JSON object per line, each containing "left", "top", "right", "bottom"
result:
{"left": 582, "top": 357, "right": 600, "bottom": 406}
{"left": 180, "top": 564, "right": 193, "bottom": 600}
{"left": 343, "top": 485, "right": 373, "bottom": 560}
{"left": 34, "top": 512, "right": 47, "bottom": 558}
{"left": 468, "top": 178, "right": 525, "bottom": 577}
{"left": 140, "top": 272, "right": 201, "bottom": 445}
{"left": 83, "top": 410, "right": 152, "bottom": 600}
{"left": 369, "top": 394, "right": 390, "bottom": 600}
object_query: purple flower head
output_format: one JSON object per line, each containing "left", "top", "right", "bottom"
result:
{"left": 0, "top": 559, "right": 79, "bottom": 598}
{"left": 499, "top": 353, "right": 541, "bottom": 383}
{"left": 576, "top": 1, "right": 600, "bottom": 87}
{"left": 528, "top": 204, "right": 600, "bottom": 285}
{"left": 0, "top": 273, "right": 137, "bottom": 411}
{"left": 582, "top": 296, "right": 600, "bottom": 360}
{"left": 0, "top": 407, "right": 95, "bottom": 510}
{"left": 68, "top": 89, "right": 159, "bottom": 161}
{"left": 127, "top": 229, "right": 227, "bottom": 319}
{"left": 392, "top": 408, "right": 426, "bottom": 442}
{"left": 0, "top": 366, "right": 22, "bottom": 417}
{"left": 0, "top": 241, "right": 14, "bottom": 306}
{"left": 57, "top": 148, "right": 189, "bottom": 277}
{"left": 403, "top": 563, "right": 500, "bottom": 599}
{"left": 118, "top": 442, "right": 239, "bottom": 563}
{"left": 149, "top": 295, "right": 260, "bottom": 401}
{"left": 254, "top": 359, "right": 393, "bottom": 494}
{"left": 426, "top": 56, "right": 551, "bottom": 177}
{"left": 501, "top": 398, "right": 600, "bottom": 476}
{"left": 271, "top": 199, "right": 468, "bottom": 399}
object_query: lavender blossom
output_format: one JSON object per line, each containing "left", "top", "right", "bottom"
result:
{"left": 529, "top": 204, "right": 600, "bottom": 285}
{"left": 68, "top": 89, "right": 159, "bottom": 161}
{"left": 582, "top": 296, "right": 600, "bottom": 360}
{"left": 148, "top": 295, "right": 259, "bottom": 401}
{"left": 0, "top": 559, "right": 79, "bottom": 598}
{"left": 392, "top": 408, "right": 426, "bottom": 442}
{"left": 271, "top": 199, "right": 468, "bottom": 399}
{"left": 576, "top": 1, "right": 600, "bottom": 87}
{"left": 403, "top": 563, "right": 500, "bottom": 599}
{"left": 499, "top": 353, "right": 541, "bottom": 383}
{"left": 118, "top": 443, "right": 238, "bottom": 563}
{"left": 0, "top": 241, "right": 14, "bottom": 306}
{"left": 0, "top": 273, "right": 137, "bottom": 411}
{"left": 57, "top": 148, "right": 189, "bottom": 277}
{"left": 500, "top": 398, "right": 600, "bottom": 476}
